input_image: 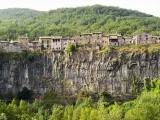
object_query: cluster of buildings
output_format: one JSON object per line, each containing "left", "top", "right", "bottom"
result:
{"left": 0, "top": 32, "right": 160, "bottom": 53}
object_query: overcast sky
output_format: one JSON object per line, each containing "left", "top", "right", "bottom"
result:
{"left": 0, "top": 0, "right": 160, "bottom": 17}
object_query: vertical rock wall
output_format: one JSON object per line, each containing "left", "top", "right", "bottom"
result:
{"left": 0, "top": 51, "right": 159, "bottom": 96}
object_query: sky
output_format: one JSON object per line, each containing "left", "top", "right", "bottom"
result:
{"left": 0, "top": 0, "right": 160, "bottom": 17}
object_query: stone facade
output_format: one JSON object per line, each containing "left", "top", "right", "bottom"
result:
{"left": 1, "top": 32, "right": 160, "bottom": 53}
{"left": 105, "top": 34, "right": 125, "bottom": 46}
{"left": 8, "top": 41, "right": 22, "bottom": 53}
{"left": 0, "top": 41, "right": 10, "bottom": 52}
{"left": 152, "top": 36, "right": 160, "bottom": 44}
{"left": 133, "top": 33, "right": 155, "bottom": 45}
{"left": 39, "top": 36, "right": 52, "bottom": 50}
{"left": 124, "top": 37, "right": 133, "bottom": 45}
{"left": 18, "top": 37, "right": 29, "bottom": 51}
{"left": 28, "top": 41, "right": 41, "bottom": 51}
{"left": 51, "top": 36, "right": 70, "bottom": 51}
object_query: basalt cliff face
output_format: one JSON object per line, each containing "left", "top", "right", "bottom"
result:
{"left": 0, "top": 51, "right": 159, "bottom": 96}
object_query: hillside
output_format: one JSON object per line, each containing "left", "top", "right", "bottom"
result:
{"left": 0, "top": 5, "right": 160, "bottom": 40}
{"left": 0, "top": 8, "right": 45, "bottom": 20}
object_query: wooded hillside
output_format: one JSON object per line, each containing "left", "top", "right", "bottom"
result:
{"left": 0, "top": 5, "right": 159, "bottom": 40}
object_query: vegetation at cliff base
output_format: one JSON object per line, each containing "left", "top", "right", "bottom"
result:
{"left": 0, "top": 78, "right": 160, "bottom": 119}
{"left": 0, "top": 5, "right": 160, "bottom": 40}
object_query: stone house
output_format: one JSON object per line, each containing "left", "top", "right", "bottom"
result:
{"left": 51, "top": 36, "right": 71, "bottom": 51}
{"left": 61, "top": 37, "right": 70, "bottom": 50}
{"left": 133, "top": 33, "right": 155, "bottom": 45}
{"left": 8, "top": 41, "right": 22, "bottom": 53}
{"left": 28, "top": 41, "right": 41, "bottom": 51}
{"left": 74, "top": 33, "right": 105, "bottom": 49}
{"left": 51, "top": 36, "right": 63, "bottom": 51}
{"left": 124, "top": 37, "right": 133, "bottom": 45}
{"left": 0, "top": 41, "right": 10, "bottom": 52}
{"left": 39, "top": 36, "right": 52, "bottom": 50}
{"left": 105, "top": 34, "right": 125, "bottom": 46}
{"left": 18, "top": 36, "right": 29, "bottom": 50}
{"left": 152, "top": 36, "right": 160, "bottom": 44}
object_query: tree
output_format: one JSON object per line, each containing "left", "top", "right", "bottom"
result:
{"left": 49, "top": 105, "right": 63, "bottom": 120}
{"left": 0, "top": 113, "right": 7, "bottom": 120}
{"left": 42, "top": 88, "right": 57, "bottom": 109}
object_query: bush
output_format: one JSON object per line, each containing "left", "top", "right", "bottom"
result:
{"left": 17, "top": 87, "right": 33, "bottom": 100}
{"left": 65, "top": 44, "right": 76, "bottom": 54}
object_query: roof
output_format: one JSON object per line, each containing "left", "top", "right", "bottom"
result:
{"left": 10, "top": 41, "right": 19, "bottom": 43}
{"left": 39, "top": 36, "right": 52, "bottom": 39}
{"left": 81, "top": 33, "right": 92, "bottom": 35}
{"left": 0, "top": 41, "right": 9, "bottom": 43}
{"left": 52, "top": 36, "right": 63, "bottom": 39}
{"left": 103, "top": 34, "right": 122, "bottom": 37}
{"left": 109, "top": 34, "right": 122, "bottom": 36}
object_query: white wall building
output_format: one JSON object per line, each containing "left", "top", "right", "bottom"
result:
{"left": 51, "top": 36, "right": 70, "bottom": 51}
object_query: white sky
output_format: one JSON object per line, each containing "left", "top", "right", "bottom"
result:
{"left": 0, "top": 0, "right": 160, "bottom": 17}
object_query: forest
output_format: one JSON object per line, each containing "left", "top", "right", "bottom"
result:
{"left": 0, "top": 5, "right": 160, "bottom": 40}
{"left": 0, "top": 77, "right": 160, "bottom": 120}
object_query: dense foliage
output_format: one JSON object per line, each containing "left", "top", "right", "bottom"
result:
{"left": 0, "top": 5, "right": 160, "bottom": 40}
{"left": 0, "top": 78, "right": 160, "bottom": 119}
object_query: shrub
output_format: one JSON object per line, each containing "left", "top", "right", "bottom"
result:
{"left": 65, "top": 44, "right": 76, "bottom": 54}
{"left": 17, "top": 87, "right": 33, "bottom": 100}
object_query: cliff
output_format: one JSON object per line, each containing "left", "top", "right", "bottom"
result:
{"left": 0, "top": 47, "right": 160, "bottom": 97}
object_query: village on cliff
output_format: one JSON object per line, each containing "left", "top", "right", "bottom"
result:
{"left": 0, "top": 32, "right": 160, "bottom": 53}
